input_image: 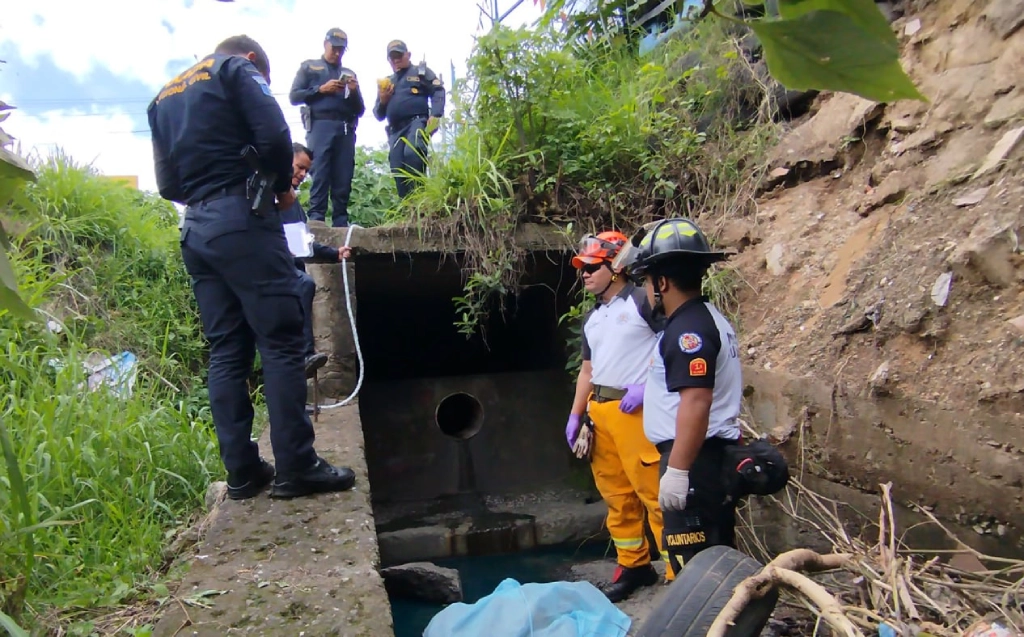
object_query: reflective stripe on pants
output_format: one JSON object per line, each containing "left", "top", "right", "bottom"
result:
{"left": 588, "top": 397, "right": 672, "bottom": 579}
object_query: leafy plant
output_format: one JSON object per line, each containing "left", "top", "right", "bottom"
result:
{"left": 0, "top": 99, "right": 38, "bottom": 323}
{"left": 0, "top": 154, "right": 221, "bottom": 631}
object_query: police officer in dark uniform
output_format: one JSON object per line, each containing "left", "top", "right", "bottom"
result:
{"left": 148, "top": 34, "right": 356, "bottom": 500}
{"left": 289, "top": 28, "right": 365, "bottom": 228}
{"left": 282, "top": 142, "right": 350, "bottom": 377}
{"left": 372, "top": 39, "right": 446, "bottom": 199}
{"left": 616, "top": 218, "right": 744, "bottom": 576}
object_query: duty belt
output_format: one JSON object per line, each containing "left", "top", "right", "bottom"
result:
{"left": 311, "top": 113, "right": 355, "bottom": 135}
{"left": 186, "top": 182, "right": 248, "bottom": 208}
{"left": 592, "top": 385, "right": 627, "bottom": 403}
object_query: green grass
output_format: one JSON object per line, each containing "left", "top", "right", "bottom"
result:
{"left": 0, "top": 153, "right": 221, "bottom": 632}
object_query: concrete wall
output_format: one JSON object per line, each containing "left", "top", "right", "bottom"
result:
{"left": 744, "top": 367, "right": 1024, "bottom": 551}
{"left": 360, "top": 370, "right": 576, "bottom": 503}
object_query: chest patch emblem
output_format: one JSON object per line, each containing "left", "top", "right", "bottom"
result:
{"left": 679, "top": 332, "right": 703, "bottom": 354}
{"left": 617, "top": 312, "right": 629, "bottom": 324}
{"left": 407, "top": 75, "right": 420, "bottom": 82}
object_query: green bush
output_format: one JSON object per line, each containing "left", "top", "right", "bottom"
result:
{"left": 297, "top": 143, "right": 400, "bottom": 227}
{"left": 401, "top": 20, "right": 775, "bottom": 337}
{"left": 0, "top": 154, "right": 219, "bottom": 629}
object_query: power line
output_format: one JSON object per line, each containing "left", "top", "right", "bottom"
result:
{"left": 11, "top": 90, "right": 296, "bottom": 107}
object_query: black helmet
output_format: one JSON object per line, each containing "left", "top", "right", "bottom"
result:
{"left": 612, "top": 218, "right": 728, "bottom": 277}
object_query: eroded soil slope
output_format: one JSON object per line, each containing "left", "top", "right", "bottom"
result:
{"left": 719, "top": 0, "right": 1024, "bottom": 538}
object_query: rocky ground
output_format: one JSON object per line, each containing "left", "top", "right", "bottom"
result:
{"left": 723, "top": 0, "right": 1024, "bottom": 420}
{"left": 708, "top": 0, "right": 1024, "bottom": 537}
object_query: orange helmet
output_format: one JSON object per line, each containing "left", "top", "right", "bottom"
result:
{"left": 571, "top": 230, "right": 629, "bottom": 269}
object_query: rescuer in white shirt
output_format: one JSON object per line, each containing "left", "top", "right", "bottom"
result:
{"left": 564, "top": 230, "right": 672, "bottom": 602}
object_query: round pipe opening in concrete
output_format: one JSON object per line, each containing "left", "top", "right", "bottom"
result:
{"left": 435, "top": 392, "right": 484, "bottom": 440}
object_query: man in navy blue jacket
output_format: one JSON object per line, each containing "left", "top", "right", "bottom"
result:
{"left": 282, "top": 143, "right": 350, "bottom": 377}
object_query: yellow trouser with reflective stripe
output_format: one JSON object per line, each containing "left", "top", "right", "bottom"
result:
{"left": 588, "top": 397, "right": 673, "bottom": 580}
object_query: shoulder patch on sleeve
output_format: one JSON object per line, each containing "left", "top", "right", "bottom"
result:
{"left": 678, "top": 332, "right": 703, "bottom": 354}
{"left": 689, "top": 358, "right": 707, "bottom": 377}
{"left": 432, "top": 78, "right": 442, "bottom": 86}
{"left": 252, "top": 74, "right": 273, "bottom": 96}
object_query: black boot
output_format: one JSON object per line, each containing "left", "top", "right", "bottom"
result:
{"left": 304, "top": 352, "right": 328, "bottom": 378}
{"left": 601, "top": 563, "right": 659, "bottom": 602}
{"left": 270, "top": 456, "right": 356, "bottom": 499}
{"left": 227, "top": 458, "right": 275, "bottom": 500}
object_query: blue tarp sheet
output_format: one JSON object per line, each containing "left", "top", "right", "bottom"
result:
{"left": 423, "top": 578, "right": 632, "bottom": 637}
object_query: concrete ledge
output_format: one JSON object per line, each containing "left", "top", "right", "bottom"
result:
{"left": 311, "top": 221, "right": 571, "bottom": 255}
{"left": 153, "top": 405, "right": 393, "bottom": 637}
{"left": 376, "top": 490, "right": 609, "bottom": 567}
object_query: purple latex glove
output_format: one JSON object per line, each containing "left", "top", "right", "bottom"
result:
{"left": 619, "top": 383, "right": 645, "bottom": 414}
{"left": 565, "top": 414, "right": 582, "bottom": 447}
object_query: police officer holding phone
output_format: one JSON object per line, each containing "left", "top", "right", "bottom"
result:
{"left": 148, "top": 34, "right": 357, "bottom": 500}
{"left": 289, "top": 28, "right": 365, "bottom": 228}
{"left": 372, "top": 39, "right": 446, "bottom": 199}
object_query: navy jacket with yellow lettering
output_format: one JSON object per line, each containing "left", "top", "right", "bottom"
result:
{"left": 288, "top": 57, "right": 366, "bottom": 123}
{"left": 372, "top": 63, "right": 446, "bottom": 128}
{"left": 147, "top": 54, "right": 293, "bottom": 205}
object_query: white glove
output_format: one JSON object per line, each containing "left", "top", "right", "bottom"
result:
{"left": 659, "top": 467, "right": 690, "bottom": 511}
{"left": 572, "top": 424, "right": 593, "bottom": 459}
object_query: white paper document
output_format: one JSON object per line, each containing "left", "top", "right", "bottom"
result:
{"left": 283, "top": 221, "right": 313, "bottom": 258}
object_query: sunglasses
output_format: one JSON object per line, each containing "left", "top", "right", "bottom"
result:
{"left": 579, "top": 263, "right": 606, "bottom": 275}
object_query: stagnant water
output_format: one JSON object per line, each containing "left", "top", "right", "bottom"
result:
{"left": 389, "top": 542, "right": 610, "bottom": 637}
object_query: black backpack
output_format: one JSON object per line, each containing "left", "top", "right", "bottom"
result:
{"left": 722, "top": 438, "right": 790, "bottom": 498}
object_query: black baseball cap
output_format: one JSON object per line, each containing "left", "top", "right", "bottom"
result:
{"left": 326, "top": 28, "right": 348, "bottom": 47}
{"left": 387, "top": 39, "right": 408, "bottom": 55}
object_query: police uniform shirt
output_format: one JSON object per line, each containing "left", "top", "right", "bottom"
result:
{"left": 642, "top": 297, "right": 743, "bottom": 445}
{"left": 372, "top": 64, "right": 445, "bottom": 126}
{"left": 581, "top": 284, "right": 663, "bottom": 389}
{"left": 148, "top": 54, "right": 293, "bottom": 204}
{"left": 289, "top": 58, "right": 365, "bottom": 122}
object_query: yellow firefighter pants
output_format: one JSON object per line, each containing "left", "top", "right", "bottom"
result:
{"left": 588, "top": 397, "right": 673, "bottom": 580}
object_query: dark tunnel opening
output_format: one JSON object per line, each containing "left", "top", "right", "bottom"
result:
{"left": 353, "top": 251, "right": 579, "bottom": 381}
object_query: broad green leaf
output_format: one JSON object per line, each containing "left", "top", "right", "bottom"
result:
{"left": 749, "top": 11, "right": 926, "bottom": 103}
{"left": 0, "top": 251, "right": 35, "bottom": 321}
{"left": 0, "top": 611, "right": 29, "bottom": 637}
{"left": 777, "top": 0, "right": 898, "bottom": 49}
{"left": 0, "top": 147, "right": 35, "bottom": 183}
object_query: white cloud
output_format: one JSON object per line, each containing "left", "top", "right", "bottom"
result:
{"left": 1, "top": 0, "right": 544, "bottom": 194}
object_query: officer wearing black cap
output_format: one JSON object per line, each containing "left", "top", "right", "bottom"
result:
{"left": 615, "top": 218, "right": 745, "bottom": 576}
{"left": 372, "top": 39, "right": 446, "bottom": 199}
{"left": 148, "top": 34, "right": 357, "bottom": 500}
{"left": 289, "top": 28, "right": 365, "bottom": 228}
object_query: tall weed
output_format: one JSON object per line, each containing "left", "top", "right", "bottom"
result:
{"left": 0, "top": 154, "right": 219, "bottom": 628}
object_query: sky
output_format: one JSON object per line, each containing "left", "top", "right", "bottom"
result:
{"left": 0, "top": 0, "right": 545, "bottom": 194}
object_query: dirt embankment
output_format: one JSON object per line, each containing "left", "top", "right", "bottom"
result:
{"left": 720, "top": 0, "right": 1024, "bottom": 541}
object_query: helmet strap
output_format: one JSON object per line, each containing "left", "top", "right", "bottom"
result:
{"left": 596, "top": 263, "right": 615, "bottom": 299}
{"left": 651, "top": 274, "right": 666, "bottom": 316}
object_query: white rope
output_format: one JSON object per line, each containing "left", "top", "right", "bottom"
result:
{"left": 315, "top": 223, "right": 364, "bottom": 410}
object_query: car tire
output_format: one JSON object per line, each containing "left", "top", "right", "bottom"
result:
{"left": 634, "top": 545, "right": 778, "bottom": 637}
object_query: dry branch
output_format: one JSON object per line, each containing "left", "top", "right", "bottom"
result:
{"left": 728, "top": 417, "right": 1024, "bottom": 637}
